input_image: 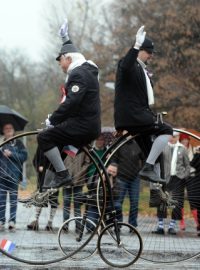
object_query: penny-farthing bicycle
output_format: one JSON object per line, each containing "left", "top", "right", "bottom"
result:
{"left": 0, "top": 130, "right": 142, "bottom": 267}
{"left": 96, "top": 127, "right": 200, "bottom": 266}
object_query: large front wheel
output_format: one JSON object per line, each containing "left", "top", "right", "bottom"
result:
{"left": 0, "top": 131, "right": 106, "bottom": 265}
{"left": 99, "top": 130, "right": 200, "bottom": 264}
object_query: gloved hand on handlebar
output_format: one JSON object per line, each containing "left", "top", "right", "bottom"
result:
{"left": 45, "top": 114, "right": 54, "bottom": 128}
{"left": 134, "top": 25, "right": 146, "bottom": 50}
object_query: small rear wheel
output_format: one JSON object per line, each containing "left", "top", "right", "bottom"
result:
{"left": 58, "top": 217, "right": 98, "bottom": 260}
{"left": 97, "top": 222, "right": 143, "bottom": 268}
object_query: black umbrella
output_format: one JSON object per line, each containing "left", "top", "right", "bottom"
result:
{"left": 0, "top": 105, "right": 28, "bottom": 133}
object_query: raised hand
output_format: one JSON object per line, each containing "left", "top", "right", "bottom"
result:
{"left": 58, "top": 18, "right": 69, "bottom": 42}
{"left": 134, "top": 25, "right": 146, "bottom": 50}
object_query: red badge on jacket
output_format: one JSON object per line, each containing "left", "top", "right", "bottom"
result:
{"left": 60, "top": 84, "right": 67, "bottom": 104}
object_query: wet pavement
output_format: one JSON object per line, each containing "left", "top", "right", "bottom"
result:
{"left": 0, "top": 204, "right": 200, "bottom": 269}
{"left": 0, "top": 256, "right": 200, "bottom": 270}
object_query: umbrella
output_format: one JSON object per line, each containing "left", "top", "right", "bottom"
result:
{"left": 0, "top": 105, "right": 28, "bottom": 133}
{"left": 182, "top": 128, "right": 200, "bottom": 147}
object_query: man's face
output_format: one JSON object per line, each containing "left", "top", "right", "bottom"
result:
{"left": 3, "top": 124, "right": 15, "bottom": 138}
{"left": 58, "top": 55, "right": 72, "bottom": 73}
{"left": 138, "top": 50, "right": 153, "bottom": 64}
{"left": 107, "top": 164, "right": 118, "bottom": 178}
{"left": 169, "top": 135, "right": 179, "bottom": 144}
{"left": 95, "top": 136, "right": 105, "bottom": 149}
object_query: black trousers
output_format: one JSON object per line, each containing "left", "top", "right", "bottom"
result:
{"left": 127, "top": 121, "right": 173, "bottom": 158}
{"left": 155, "top": 176, "right": 185, "bottom": 220}
{"left": 185, "top": 176, "right": 200, "bottom": 209}
{"left": 37, "top": 125, "right": 96, "bottom": 152}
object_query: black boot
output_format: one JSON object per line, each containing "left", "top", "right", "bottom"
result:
{"left": 44, "top": 170, "right": 72, "bottom": 189}
{"left": 139, "top": 163, "right": 166, "bottom": 183}
{"left": 152, "top": 227, "right": 165, "bottom": 235}
{"left": 27, "top": 220, "right": 39, "bottom": 231}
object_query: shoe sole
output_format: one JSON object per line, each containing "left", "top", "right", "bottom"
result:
{"left": 152, "top": 229, "right": 165, "bottom": 235}
{"left": 139, "top": 173, "right": 165, "bottom": 184}
{"left": 44, "top": 180, "right": 72, "bottom": 189}
{"left": 27, "top": 227, "right": 39, "bottom": 231}
{"left": 8, "top": 229, "right": 16, "bottom": 232}
{"left": 45, "top": 227, "right": 53, "bottom": 231}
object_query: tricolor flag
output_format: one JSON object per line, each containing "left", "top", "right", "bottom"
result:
{"left": 0, "top": 239, "right": 16, "bottom": 254}
{"left": 63, "top": 145, "right": 79, "bottom": 158}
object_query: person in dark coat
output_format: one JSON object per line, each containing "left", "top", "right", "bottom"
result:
{"left": 37, "top": 18, "right": 101, "bottom": 189}
{"left": 112, "top": 139, "right": 145, "bottom": 228}
{"left": 189, "top": 146, "right": 200, "bottom": 236}
{"left": 114, "top": 26, "right": 173, "bottom": 183}
{"left": 0, "top": 123, "right": 27, "bottom": 231}
{"left": 151, "top": 132, "right": 190, "bottom": 235}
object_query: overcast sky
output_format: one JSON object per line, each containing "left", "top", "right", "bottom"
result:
{"left": 0, "top": 0, "right": 112, "bottom": 62}
{"left": 0, "top": 0, "right": 47, "bottom": 61}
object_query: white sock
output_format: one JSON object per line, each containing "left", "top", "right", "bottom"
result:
{"left": 158, "top": 218, "right": 164, "bottom": 229}
{"left": 169, "top": 219, "right": 176, "bottom": 229}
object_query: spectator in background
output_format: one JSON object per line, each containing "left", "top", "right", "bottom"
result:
{"left": 0, "top": 123, "right": 27, "bottom": 231}
{"left": 189, "top": 146, "right": 200, "bottom": 236}
{"left": 86, "top": 162, "right": 119, "bottom": 232}
{"left": 87, "top": 134, "right": 107, "bottom": 178}
{"left": 112, "top": 139, "right": 144, "bottom": 230}
{"left": 179, "top": 133, "right": 194, "bottom": 160}
{"left": 179, "top": 133, "right": 198, "bottom": 231}
{"left": 27, "top": 147, "right": 59, "bottom": 231}
{"left": 152, "top": 132, "right": 190, "bottom": 235}
{"left": 103, "top": 162, "right": 120, "bottom": 226}
{"left": 86, "top": 134, "right": 107, "bottom": 232}
{"left": 62, "top": 151, "right": 90, "bottom": 233}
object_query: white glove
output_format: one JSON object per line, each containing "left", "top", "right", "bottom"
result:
{"left": 45, "top": 115, "right": 54, "bottom": 128}
{"left": 58, "top": 18, "right": 69, "bottom": 43}
{"left": 134, "top": 25, "right": 146, "bottom": 50}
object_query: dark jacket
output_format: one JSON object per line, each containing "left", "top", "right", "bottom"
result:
{"left": 50, "top": 62, "right": 101, "bottom": 141}
{"left": 114, "top": 48, "right": 155, "bottom": 130}
{"left": 190, "top": 153, "right": 200, "bottom": 176}
{"left": 112, "top": 140, "right": 144, "bottom": 181}
{"left": 0, "top": 139, "right": 28, "bottom": 183}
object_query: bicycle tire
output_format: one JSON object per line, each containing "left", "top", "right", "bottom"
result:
{"left": 0, "top": 131, "right": 106, "bottom": 265}
{"left": 58, "top": 217, "right": 98, "bottom": 260}
{"left": 97, "top": 222, "right": 143, "bottom": 268}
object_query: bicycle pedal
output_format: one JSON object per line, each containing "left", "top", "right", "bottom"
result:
{"left": 47, "top": 188, "right": 58, "bottom": 194}
{"left": 167, "top": 199, "right": 178, "bottom": 209}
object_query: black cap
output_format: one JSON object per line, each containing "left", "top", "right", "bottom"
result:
{"left": 140, "top": 38, "right": 156, "bottom": 54}
{"left": 56, "top": 40, "right": 78, "bottom": 61}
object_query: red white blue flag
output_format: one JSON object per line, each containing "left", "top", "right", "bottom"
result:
{"left": 63, "top": 145, "right": 79, "bottom": 157}
{"left": 0, "top": 239, "right": 16, "bottom": 254}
